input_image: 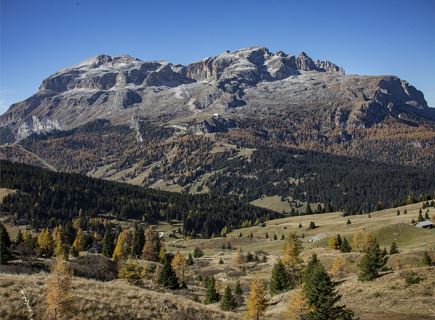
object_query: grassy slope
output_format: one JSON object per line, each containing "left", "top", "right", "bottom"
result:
{"left": 0, "top": 273, "right": 240, "bottom": 320}
{"left": 155, "top": 201, "right": 435, "bottom": 319}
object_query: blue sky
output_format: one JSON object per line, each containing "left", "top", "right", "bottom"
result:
{"left": 1, "top": 0, "right": 434, "bottom": 114}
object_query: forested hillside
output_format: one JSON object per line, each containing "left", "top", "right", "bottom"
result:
{"left": 0, "top": 160, "right": 277, "bottom": 237}
{"left": 203, "top": 146, "right": 435, "bottom": 213}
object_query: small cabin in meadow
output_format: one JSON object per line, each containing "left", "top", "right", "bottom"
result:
{"left": 415, "top": 221, "right": 434, "bottom": 229}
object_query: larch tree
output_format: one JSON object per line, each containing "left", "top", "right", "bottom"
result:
{"left": 351, "top": 232, "right": 362, "bottom": 252}
{"left": 142, "top": 227, "right": 161, "bottom": 262}
{"left": 38, "top": 228, "right": 54, "bottom": 257}
{"left": 0, "top": 223, "right": 11, "bottom": 264}
{"left": 286, "top": 286, "right": 312, "bottom": 320}
{"left": 113, "top": 230, "right": 130, "bottom": 261}
{"left": 245, "top": 278, "right": 267, "bottom": 320}
{"left": 53, "top": 226, "right": 67, "bottom": 259}
{"left": 45, "top": 257, "right": 75, "bottom": 320}
{"left": 72, "top": 228, "right": 86, "bottom": 256}
{"left": 171, "top": 251, "right": 187, "bottom": 283}
{"left": 330, "top": 256, "right": 347, "bottom": 279}
{"left": 282, "top": 233, "right": 303, "bottom": 285}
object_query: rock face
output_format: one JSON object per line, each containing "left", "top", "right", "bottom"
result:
{"left": 0, "top": 46, "right": 433, "bottom": 143}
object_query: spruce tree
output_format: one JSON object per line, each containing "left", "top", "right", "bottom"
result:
{"left": 304, "top": 259, "right": 355, "bottom": 320}
{"left": 389, "top": 241, "right": 398, "bottom": 255}
{"left": 0, "top": 223, "right": 11, "bottom": 264}
{"left": 131, "top": 224, "right": 145, "bottom": 257}
{"left": 234, "top": 280, "right": 244, "bottom": 306}
{"left": 270, "top": 259, "right": 289, "bottom": 295}
{"left": 339, "top": 238, "right": 351, "bottom": 253}
{"left": 187, "top": 253, "right": 195, "bottom": 265}
{"left": 422, "top": 252, "right": 432, "bottom": 266}
{"left": 15, "top": 229, "right": 24, "bottom": 244}
{"left": 220, "top": 285, "right": 237, "bottom": 311}
{"left": 417, "top": 211, "right": 424, "bottom": 222}
{"left": 358, "top": 239, "right": 387, "bottom": 281}
{"left": 306, "top": 203, "right": 313, "bottom": 215}
{"left": 102, "top": 229, "right": 114, "bottom": 258}
{"left": 158, "top": 256, "right": 180, "bottom": 289}
{"left": 204, "top": 276, "right": 220, "bottom": 304}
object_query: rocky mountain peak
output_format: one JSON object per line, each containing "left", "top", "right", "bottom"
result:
{"left": 0, "top": 46, "right": 432, "bottom": 144}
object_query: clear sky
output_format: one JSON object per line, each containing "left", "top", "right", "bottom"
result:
{"left": 1, "top": 0, "right": 434, "bottom": 114}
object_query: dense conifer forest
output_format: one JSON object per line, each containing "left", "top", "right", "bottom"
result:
{"left": 0, "top": 160, "right": 277, "bottom": 237}
{"left": 204, "top": 146, "right": 435, "bottom": 213}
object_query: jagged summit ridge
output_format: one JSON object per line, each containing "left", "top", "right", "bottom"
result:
{"left": 0, "top": 46, "right": 431, "bottom": 143}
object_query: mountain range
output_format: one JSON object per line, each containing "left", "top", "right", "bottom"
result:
{"left": 1, "top": 46, "right": 434, "bottom": 213}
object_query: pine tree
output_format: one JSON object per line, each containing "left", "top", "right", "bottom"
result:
{"left": 219, "top": 257, "right": 224, "bottom": 264}
{"left": 204, "top": 276, "right": 220, "bottom": 304}
{"left": 273, "top": 234, "right": 278, "bottom": 240}
{"left": 404, "top": 209, "right": 408, "bottom": 214}
{"left": 158, "top": 255, "right": 180, "bottom": 289}
{"left": 220, "top": 285, "right": 237, "bottom": 311}
{"left": 265, "top": 232, "right": 269, "bottom": 239}
{"left": 142, "top": 227, "right": 161, "bottom": 262}
{"left": 102, "top": 229, "right": 115, "bottom": 258}
{"left": 424, "top": 211, "right": 430, "bottom": 220}
{"left": 308, "top": 221, "right": 316, "bottom": 229}
{"left": 270, "top": 259, "right": 289, "bottom": 295}
{"left": 245, "top": 278, "right": 267, "bottom": 320}
{"left": 304, "top": 259, "right": 355, "bottom": 320}
{"left": 45, "top": 257, "right": 75, "bottom": 320}
{"left": 339, "top": 238, "right": 351, "bottom": 253}
{"left": 0, "top": 223, "right": 11, "bottom": 265}
{"left": 396, "top": 209, "right": 400, "bottom": 216}
{"left": 38, "top": 228, "right": 54, "bottom": 257}
{"left": 389, "top": 241, "right": 398, "bottom": 255}
{"left": 358, "top": 239, "right": 387, "bottom": 281}
{"left": 131, "top": 224, "right": 145, "bottom": 258}
{"left": 346, "top": 219, "right": 351, "bottom": 225}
